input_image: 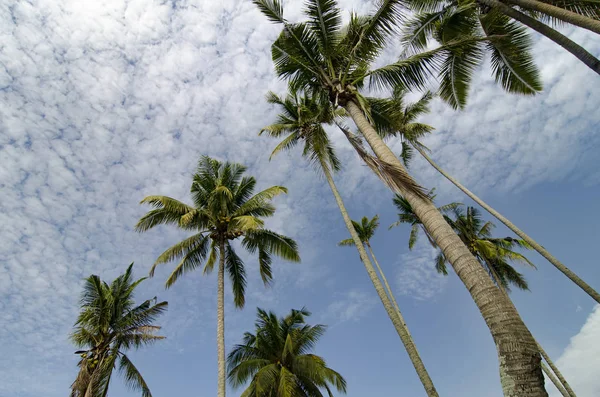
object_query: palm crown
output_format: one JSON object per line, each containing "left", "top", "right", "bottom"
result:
{"left": 442, "top": 206, "right": 536, "bottom": 291}
{"left": 260, "top": 86, "right": 342, "bottom": 174}
{"left": 254, "top": 0, "right": 540, "bottom": 113}
{"left": 227, "top": 307, "right": 347, "bottom": 397}
{"left": 70, "top": 264, "right": 167, "bottom": 397}
{"left": 135, "top": 156, "right": 300, "bottom": 307}
{"left": 339, "top": 215, "right": 380, "bottom": 246}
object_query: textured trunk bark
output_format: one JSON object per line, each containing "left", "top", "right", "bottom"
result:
{"left": 217, "top": 240, "right": 226, "bottom": 397}
{"left": 487, "top": 260, "right": 576, "bottom": 397}
{"left": 321, "top": 161, "right": 439, "bottom": 397}
{"left": 477, "top": 0, "right": 600, "bottom": 75}
{"left": 542, "top": 362, "right": 570, "bottom": 397}
{"left": 414, "top": 144, "right": 600, "bottom": 304}
{"left": 345, "top": 100, "right": 547, "bottom": 397}
{"left": 502, "top": 0, "right": 600, "bottom": 34}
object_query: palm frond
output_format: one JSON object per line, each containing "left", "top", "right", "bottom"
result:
{"left": 118, "top": 354, "right": 152, "bottom": 397}
{"left": 480, "top": 11, "right": 542, "bottom": 95}
{"left": 226, "top": 244, "right": 247, "bottom": 308}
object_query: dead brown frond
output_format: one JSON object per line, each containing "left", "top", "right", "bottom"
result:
{"left": 336, "top": 122, "right": 430, "bottom": 200}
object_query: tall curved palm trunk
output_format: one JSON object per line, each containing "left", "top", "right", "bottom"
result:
{"left": 344, "top": 100, "right": 547, "bottom": 397}
{"left": 217, "top": 240, "right": 226, "bottom": 397}
{"left": 321, "top": 160, "right": 439, "bottom": 397}
{"left": 414, "top": 144, "right": 600, "bottom": 304}
{"left": 478, "top": 0, "right": 600, "bottom": 75}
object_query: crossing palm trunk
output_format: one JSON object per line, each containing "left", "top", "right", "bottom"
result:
{"left": 217, "top": 240, "right": 226, "bottom": 397}
{"left": 345, "top": 99, "right": 547, "bottom": 397}
{"left": 477, "top": 0, "right": 600, "bottom": 75}
{"left": 413, "top": 144, "right": 600, "bottom": 304}
{"left": 320, "top": 160, "right": 439, "bottom": 397}
{"left": 542, "top": 362, "right": 570, "bottom": 397}
{"left": 501, "top": 0, "right": 600, "bottom": 34}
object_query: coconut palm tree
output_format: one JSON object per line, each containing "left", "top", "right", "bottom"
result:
{"left": 260, "top": 88, "right": 440, "bottom": 396}
{"left": 403, "top": 0, "right": 600, "bottom": 77}
{"left": 135, "top": 156, "right": 300, "bottom": 397}
{"left": 70, "top": 263, "right": 167, "bottom": 397}
{"left": 255, "top": 2, "right": 545, "bottom": 393}
{"left": 227, "top": 307, "right": 346, "bottom": 397}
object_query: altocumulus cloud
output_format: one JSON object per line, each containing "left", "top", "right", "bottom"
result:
{"left": 1, "top": 0, "right": 599, "bottom": 396}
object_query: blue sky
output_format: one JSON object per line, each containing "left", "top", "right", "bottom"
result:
{"left": 1, "top": 0, "right": 599, "bottom": 396}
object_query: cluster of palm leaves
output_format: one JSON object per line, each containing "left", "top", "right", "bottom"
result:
{"left": 69, "top": 0, "right": 599, "bottom": 396}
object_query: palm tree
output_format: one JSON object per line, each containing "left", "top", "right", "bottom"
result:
{"left": 403, "top": 0, "right": 600, "bottom": 77}
{"left": 135, "top": 156, "right": 301, "bottom": 397}
{"left": 261, "top": 88, "right": 440, "bottom": 396}
{"left": 70, "top": 264, "right": 167, "bottom": 397}
{"left": 227, "top": 307, "right": 346, "bottom": 397}
{"left": 394, "top": 200, "right": 577, "bottom": 396}
{"left": 255, "top": 2, "right": 546, "bottom": 393}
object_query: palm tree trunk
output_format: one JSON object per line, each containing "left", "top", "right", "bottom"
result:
{"left": 366, "top": 242, "right": 407, "bottom": 328}
{"left": 320, "top": 160, "right": 439, "bottom": 397}
{"left": 413, "top": 144, "right": 600, "bottom": 304}
{"left": 542, "top": 362, "right": 570, "bottom": 397}
{"left": 477, "top": 0, "right": 600, "bottom": 75}
{"left": 217, "top": 240, "right": 226, "bottom": 397}
{"left": 345, "top": 99, "right": 546, "bottom": 397}
{"left": 501, "top": 0, "right": 600, "bottom": 34}
{"left": 487, "top": 261, "right": 577, "bottom": 397}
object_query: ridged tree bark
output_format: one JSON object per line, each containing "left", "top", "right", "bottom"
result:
{"left": 217, "top": 240, "right": 226, "bottom": 397}
{"left": 485, "top": 261, "right": 577, "bottom": 397}
{"left": 501, "top": 0, "right": 600, "bottom": 34}
{"left": 413, "top": 144, "right": 600, "bottom": 304}
{"left": 542, "top": 362, "right": 570, "bottom": 397}
{"left": 345, "top": 100, "right": 547, "bottom": 397}
{"left": 320, "top": 161, "right": 439, "bottom": 397}
{"left": 477, "top": 0, "right": 600, "bottom": 75}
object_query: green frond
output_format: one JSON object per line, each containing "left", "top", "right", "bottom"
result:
{"left": 269, "top": 132, "right": 301, "bottom": 160}
{"left": 204, "top": 241, "right": 219, "bottom": 275}
{"left": 152, "top": 233, "right": 209, "bottom": 269}
{"left": 401, "top": 10, "right": 447, "bottom": 55}
{"left": 252, "top": 0, "right": 285, "bottom": 24}
{"left": 163, "top": 238, "right": 210, "bottom": 288}
{"left": 243, "top": 229, "right": 301, "bottom": 263}
{"left": 226, "top": 244, "right": 247, "bottom": 308}
{"left": 118, "top": 354, "right": 152, "bottom": 397}
{"left": 234, "top": 186, "right": 288, "bottom": 218}
{"left": 230, "top": 216, "right": 265, "bottom": 232}
{"left": 438, "top": 39, "right": 483, "bottom": 109}
{"left": 258, "top": 248, "right": 273, "bottom": 286}
{"left": 480, "top": 11, "right": 542, "bottom": 95}
{"left": 435, "top": 251, "right": 448, "bottom": 275}
{"left": 305, "top": 0, "right": 342, "bottom": 58}
{"left": 135, "top": 196, "right": 195, "bottom": 232}
{"left": 338, "top": 238, "right": 356, "bottom": 247}
{"left": 408, "top": 224, "right": 420, "bottom": 249}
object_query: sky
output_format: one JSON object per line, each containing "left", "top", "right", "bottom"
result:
{"left": 0, "top": 0, "right": 599, "bottom": 396}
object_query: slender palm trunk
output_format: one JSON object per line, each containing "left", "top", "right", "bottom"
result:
{"left": 217, "top": 240, "right": 226, "bottom": 397}
{"left": 366, "top": 242, "right": 406, "bottom": 326}
{"left": 345, "top": 100, "right": 546, "bottom": 397}
{"left": 487, "top": 262, "right": 577, "bottom": 397}
{"left": 477, "top": 0, "right": 600, "bottom": 75}
{"left": 501, "top": 0, "right": 600, "bottom": 34}
{"left": 320, "top": 161, "right": 439, "bottom": 397}
{"left": 542, "top": 362, "right": 570, "bottom": 397}
{"left": 414, "top": 144, "right": 600, "bottom": 304}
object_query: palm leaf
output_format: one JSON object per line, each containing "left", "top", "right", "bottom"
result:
{"left": 118, "top": 354, "right": 152, "bottom": 397}
{"left": 226, "top": 244, "right": 247, "bottom": 308}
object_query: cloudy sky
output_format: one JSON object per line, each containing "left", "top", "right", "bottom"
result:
{"left": 1, "top": 0, "right": 599, "bottom": 396}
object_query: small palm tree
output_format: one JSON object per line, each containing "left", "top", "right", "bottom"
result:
{"left": 227, "top": 308, "right": 346, "bottom": 397}
{"left": 70, "top": 264, "right": 167, "bottom": 397}
{"left": 254, "top": 2, "right": 544, "bottom": 392}
{"left": 135, "top": 156, "right": 300, "bottom": 397}
{"left": 261, "top": 88, "right": 439, "bottom": 396}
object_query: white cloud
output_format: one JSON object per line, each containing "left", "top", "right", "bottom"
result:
{"left": 323, "top": 289, "right": 377, "bottom": 325}
{"left": 547, "top": 305, "right": 600, "bottom": 397}
{"left": 394, "top": 239, "right": 448, "bottom": 301}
